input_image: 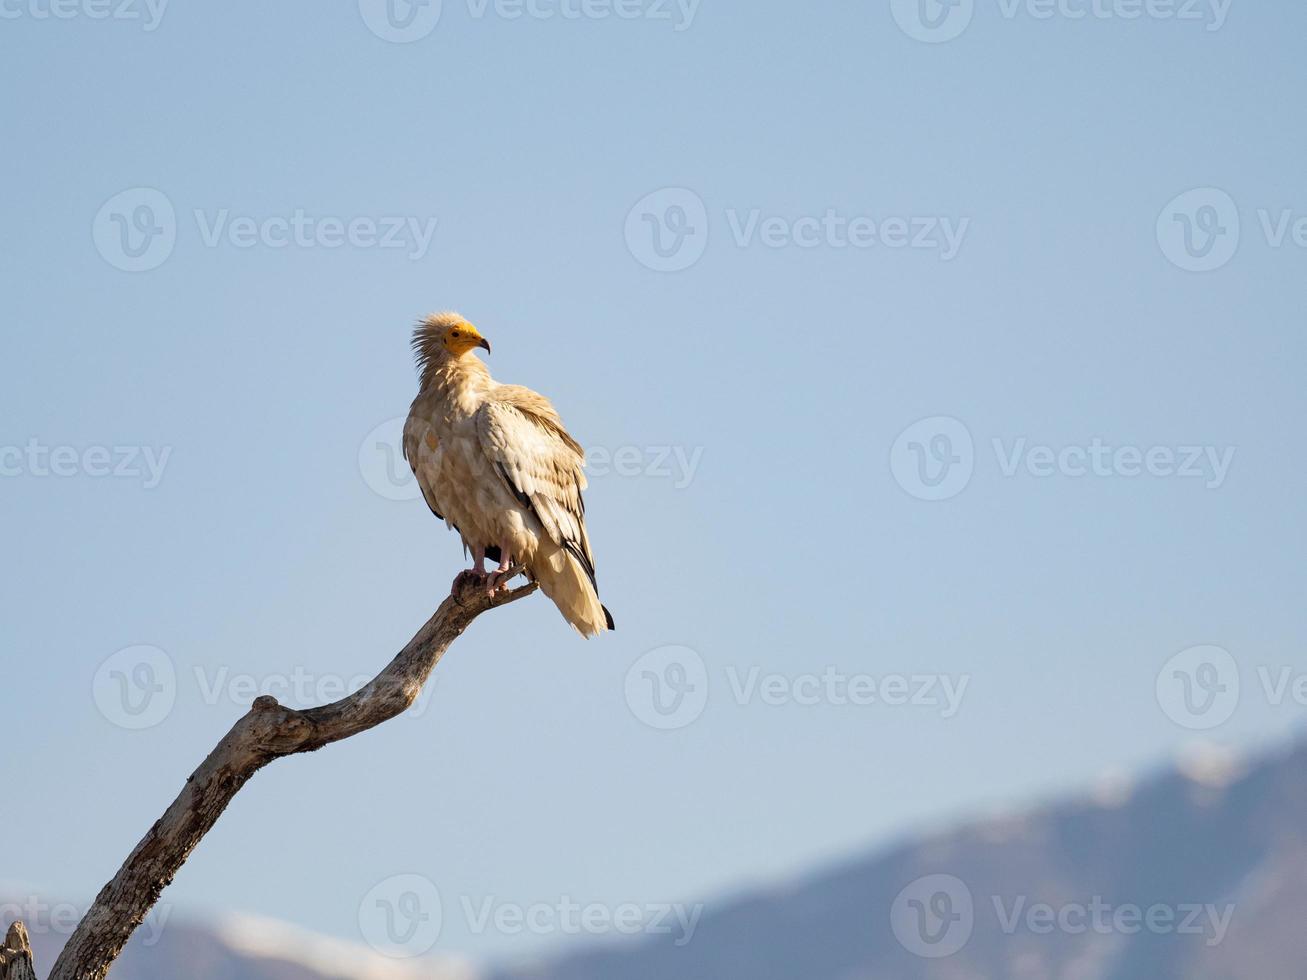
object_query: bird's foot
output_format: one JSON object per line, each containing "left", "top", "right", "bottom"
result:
{"left": 485, "top": 560, "right": 520, "bottom": 596}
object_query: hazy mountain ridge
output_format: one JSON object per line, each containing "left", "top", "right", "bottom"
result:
{"left": 489, "top": 741, "right": 1307, "bottom": 980}
{"left": 13, "top": 739, "right": 1306, "bottom": 980}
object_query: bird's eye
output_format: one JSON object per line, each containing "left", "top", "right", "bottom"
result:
{"left": 452, "top": 330, "right": 461, "bottom": 337}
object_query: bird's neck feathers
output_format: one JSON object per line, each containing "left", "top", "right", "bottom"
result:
{"left": 417, "top": 349, "right": 492, "bottom": 397}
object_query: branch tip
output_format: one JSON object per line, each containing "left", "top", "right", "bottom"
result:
{"left": 2, "top": 922, "right": 30, "bottom": 954}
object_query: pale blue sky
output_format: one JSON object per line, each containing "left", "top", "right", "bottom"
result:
{"left": 2, "top": 0, "right": 1305, "bottom": 966}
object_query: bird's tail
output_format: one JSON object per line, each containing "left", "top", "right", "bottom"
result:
{"left": 533, "top": 543, "right": 614, "bottom": 638}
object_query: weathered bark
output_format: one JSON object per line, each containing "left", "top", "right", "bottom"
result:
{"left": 14, "top": 574, "right": 537, "bottom": 980}
{"left": 0, "top": 924, "right": 36, "bottom": 980}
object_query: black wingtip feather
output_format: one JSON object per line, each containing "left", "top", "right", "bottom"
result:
{"left": 603, "top": 605, "right": 616, "bottom": 631}
{"left": 562, "top": 540, "right": 599, "bottom": 592}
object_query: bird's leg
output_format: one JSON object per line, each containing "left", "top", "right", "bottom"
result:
{"left": 452, "top": 545, "right": 490, "bottom": 596}
{"left": 486, "top": 547, "right": 515, "bottom": 595}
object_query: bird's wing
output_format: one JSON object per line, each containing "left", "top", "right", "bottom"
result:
{"left": 402, "top": 410, "right": 446, "bottom": 521}
{"left": 475, "top": 384, "right": 597, "bottom": 584}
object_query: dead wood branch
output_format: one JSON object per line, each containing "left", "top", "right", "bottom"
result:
{"left": 20, "top": 575, "right": 537, "bottom": 980}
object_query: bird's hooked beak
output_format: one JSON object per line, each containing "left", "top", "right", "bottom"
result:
{"left": 448, "top": 322, "right": 491, "bottom": 356}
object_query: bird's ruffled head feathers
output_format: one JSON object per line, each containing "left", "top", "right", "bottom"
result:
{"left": 412, "top": 312, "right": 491, "bottom": 379}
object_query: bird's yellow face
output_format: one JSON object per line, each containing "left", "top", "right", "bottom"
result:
{"left": 443, "top": 320, "right": 491, "bottom": 356}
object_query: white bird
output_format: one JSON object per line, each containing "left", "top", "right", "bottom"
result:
{"left": 403, "top": 312, "right": 614, "bottom": 636}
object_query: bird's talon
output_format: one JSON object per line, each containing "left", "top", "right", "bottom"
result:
{"left": 484, "top": 564, "right": 521, "bottom": 596}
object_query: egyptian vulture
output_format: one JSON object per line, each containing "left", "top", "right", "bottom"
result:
{"left": 403, "top": 312, "right": 615, "bottom": 637}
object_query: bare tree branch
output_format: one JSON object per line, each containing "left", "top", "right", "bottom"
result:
{"left": 24, "top": 574, "right": 538, "bottom": 980}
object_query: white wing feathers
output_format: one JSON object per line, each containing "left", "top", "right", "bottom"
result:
{"left": 475, "top": 386, "right": 597, "bottom": 586}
